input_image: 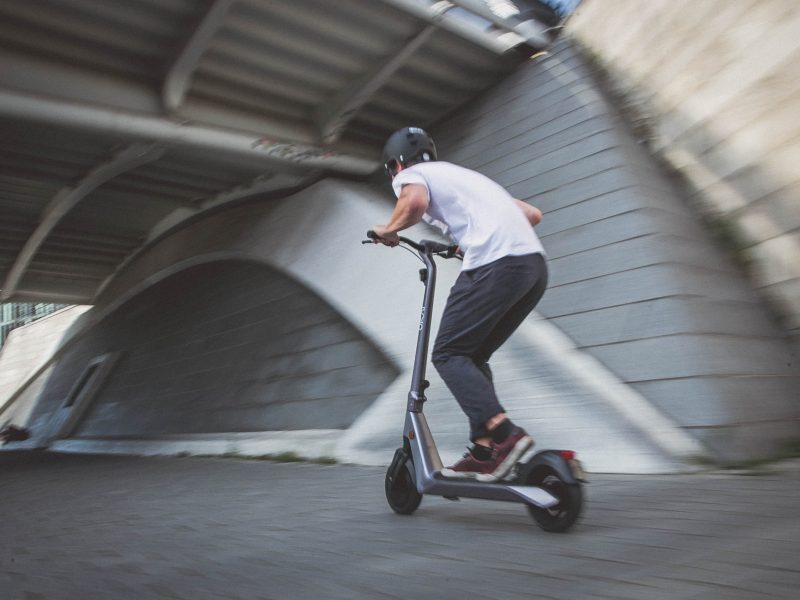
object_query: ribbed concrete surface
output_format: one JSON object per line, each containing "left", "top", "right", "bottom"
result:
{"left": 569, "top": 0, "right": 800, "bottom": 335}
{"left": 431, "top": 39, "right": 799, "bottom": 462}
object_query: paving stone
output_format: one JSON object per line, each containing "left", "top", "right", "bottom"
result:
{"left": 0, "top": 451, "right": 798, "bottom": 600}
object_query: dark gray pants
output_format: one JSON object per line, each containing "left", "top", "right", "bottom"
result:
{"left": 431, "top": 253, "right": 547, "bottom": 442}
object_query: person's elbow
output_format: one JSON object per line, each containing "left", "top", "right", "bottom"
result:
{"left": 515, "top": 199, "right": 542, "bottom": 226}
{"left": 408, "top": 197, "right": 429, "bottom": 221}
{"left": 528, "top": 206, "right": 543, "bottom": 226}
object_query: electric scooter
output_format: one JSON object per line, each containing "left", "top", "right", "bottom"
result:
{"left": 364, "top": 232, "right": 585, "bottom": 532}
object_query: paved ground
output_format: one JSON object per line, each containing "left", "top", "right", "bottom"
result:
{"left": 1, "top": 451, "right": 798, "bottom": 600}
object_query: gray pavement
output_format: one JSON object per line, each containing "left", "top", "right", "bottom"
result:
{"left": 1, "top": 451, "right": 799, "bottom": 599}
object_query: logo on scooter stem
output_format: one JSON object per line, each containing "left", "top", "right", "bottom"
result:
{"left": 419, "top": 307, "right": 425, "bottom": 331}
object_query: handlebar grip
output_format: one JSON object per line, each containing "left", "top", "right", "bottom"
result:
{"left": 364, "top": 232, "right": 454, "bottom": 255}
{"left": 362, "top": 230, "right": 381, "bottom": 244}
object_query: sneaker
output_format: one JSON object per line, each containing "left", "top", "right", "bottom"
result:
{"left": 440, "top": 450, "right": 494, "bottom": 479}
{"left": 476, "top": 427, "right": 534, "bottom": 482}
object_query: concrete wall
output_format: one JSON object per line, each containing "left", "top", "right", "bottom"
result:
{"left": 431, "top": 38, "right": 799, "bottom": 462}
{"left": 568, "top": 0, "right": 800, "bottom": 337}
{"left": 27, "top": 260, "right": 397, "bottom": 438}
{"left": 13, "top": 182, "right": 430, "bottom": 458}
{"left": 3, "top": 30, "right": 798, "bottom": 466}
{"left": 4, "top": 179, "right": 701, "bottom": 473}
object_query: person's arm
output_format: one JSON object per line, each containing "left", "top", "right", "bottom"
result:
{"left": 372, "top": 183, "right": 429, "bottom": 246}
{"left": 514, "top": 198, "right": 543, "bottom": 226}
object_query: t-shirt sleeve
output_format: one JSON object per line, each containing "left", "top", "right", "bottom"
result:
{"left": 391, "top": 170, "right": 429, "bottom": 198}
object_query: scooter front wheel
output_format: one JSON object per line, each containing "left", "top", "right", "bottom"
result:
{"left": 385, "top": 458, "right": 422, "bottom": 515}
{"left": 525, "top": 465, "right": 582, "bottom": 532}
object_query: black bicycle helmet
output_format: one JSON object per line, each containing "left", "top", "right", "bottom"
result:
{"left": 382, "top": 126, "right": 437, "bottom": 178}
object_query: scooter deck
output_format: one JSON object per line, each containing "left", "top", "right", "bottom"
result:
{"left": 422, "top": 471, "right": 559, "bottom": 508}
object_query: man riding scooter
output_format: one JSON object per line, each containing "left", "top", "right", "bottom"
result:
{"left": 371, "top": 126, "right": 547, "bottom": 482}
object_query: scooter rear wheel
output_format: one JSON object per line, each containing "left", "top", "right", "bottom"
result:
{"left": 525, "top": 466, "right": 582, "bottom": 532}
{"left": 385, "top": 460, "right": 422, "bottom": 515}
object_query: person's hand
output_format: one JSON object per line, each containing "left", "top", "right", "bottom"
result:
{"left": 371, "top": 226, "right": 400, "bottom": 246}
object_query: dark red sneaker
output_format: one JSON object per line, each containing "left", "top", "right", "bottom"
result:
{"left": 440, "top": 450, "right": 494, "bottom": 479}
{"left": 477, "top": 427, "right": 534, "bottom": 482}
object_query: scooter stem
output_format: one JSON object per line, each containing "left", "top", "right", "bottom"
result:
{"left": 408, "top": 245, "right": 437, "bottom": 412}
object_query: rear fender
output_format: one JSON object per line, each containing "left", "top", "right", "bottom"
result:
{"left": 520, "top": 450, "right": 584, "bottom": 484}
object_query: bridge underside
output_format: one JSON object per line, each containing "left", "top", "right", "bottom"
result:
{"left": 0, "top": 0, "right": 557, "bottom": 305}
{"left": 0, "top": 4, "right": 797, "bottom": 468}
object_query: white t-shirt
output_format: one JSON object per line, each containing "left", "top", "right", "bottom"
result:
{"left": 392, "top": 161, "right": 544, "bottom": 270}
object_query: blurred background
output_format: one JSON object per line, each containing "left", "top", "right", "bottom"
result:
{"left": 1, "top": 0, "right": 798, "bottom": 472}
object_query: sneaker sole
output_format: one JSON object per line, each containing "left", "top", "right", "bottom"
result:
{"left": 475, "top": 436, "right": 534, "bottom": 482}
{"left": 439, "top": 468, "right": 480, "bottom": 479}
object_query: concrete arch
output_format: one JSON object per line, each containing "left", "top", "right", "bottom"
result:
{"left": 27, "top": 255, "right": 398, "bottom": 444}
{"left": 7, "top": 180, "right": 426, "bottom": 456}
{"left": 5, "top": 178, "right": 708, "bottom": 472}
{"left": 0, "top": 178, "right": 705, "bottom": 471}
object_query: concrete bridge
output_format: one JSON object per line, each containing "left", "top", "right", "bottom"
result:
{"left": 1, "top": 1, "right": 798, "bottom": 472}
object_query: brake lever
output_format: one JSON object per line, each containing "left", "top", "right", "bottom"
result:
{"left": 435, "top": 245, "right": 462, "bottom": 259}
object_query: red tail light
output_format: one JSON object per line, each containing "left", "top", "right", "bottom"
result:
{"left": 560, "top": 450, "right": 576, "bottom": 461}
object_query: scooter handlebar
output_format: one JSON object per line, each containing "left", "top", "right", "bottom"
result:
{"left": 364, "top": 230, "right": 459, "bottom": 258}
